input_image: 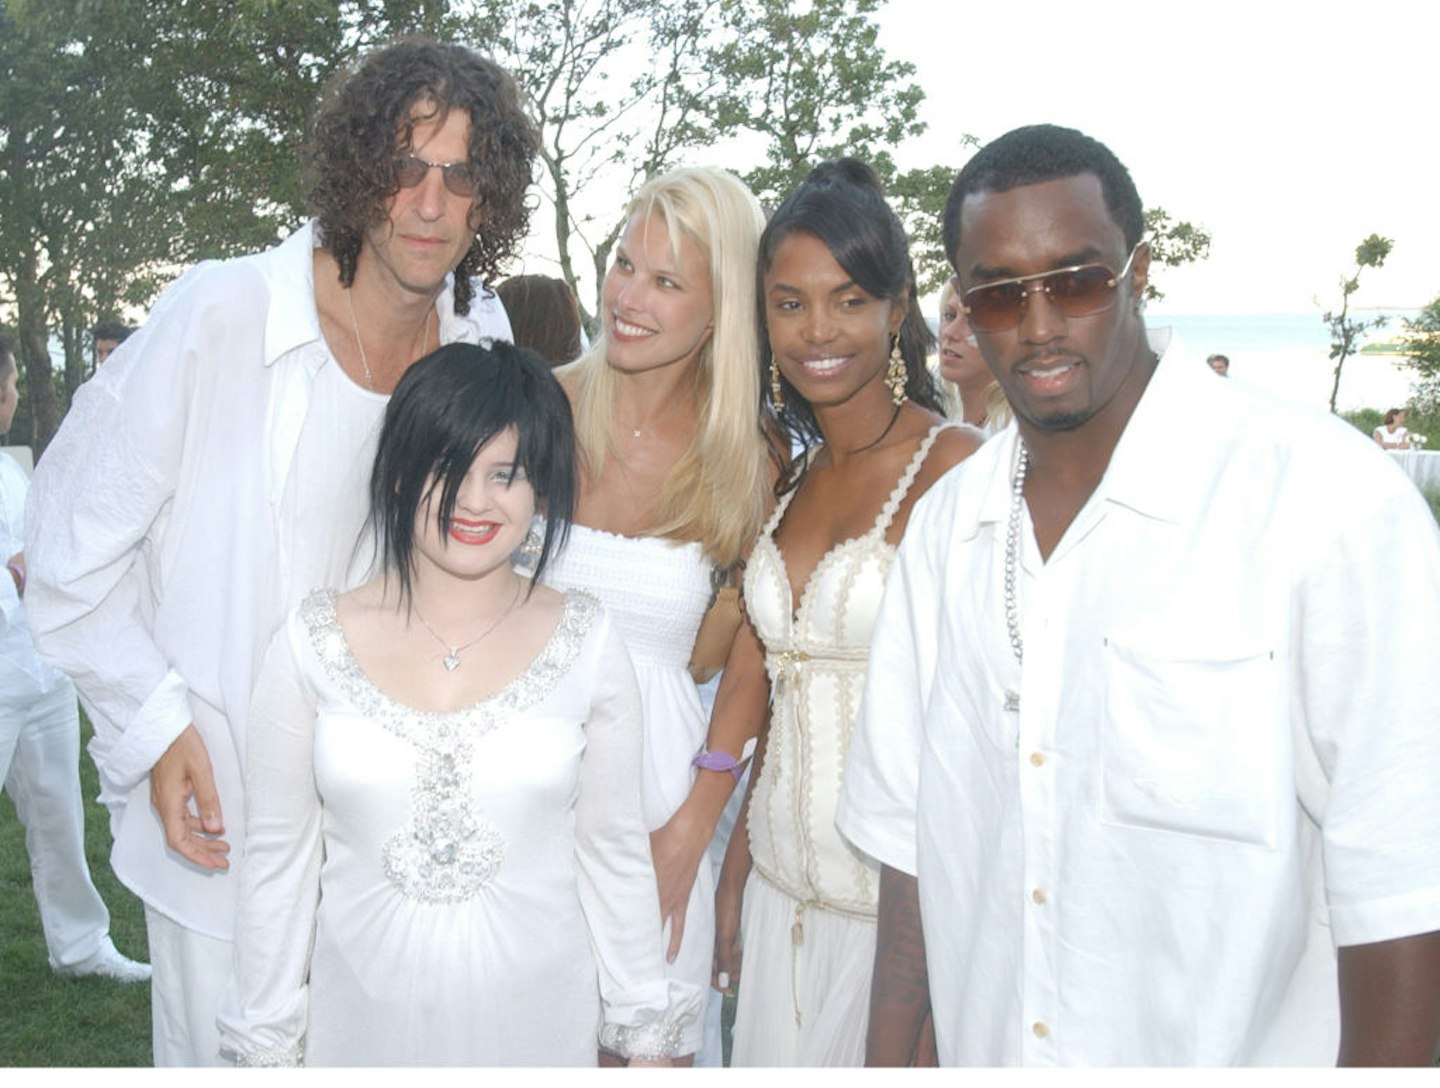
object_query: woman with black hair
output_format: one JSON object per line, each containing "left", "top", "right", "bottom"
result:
{"left": 714, "top": 160, "right": 980, "bottom": 1065}
{"left": 218, "top": 342, "right": 684, "bottom": 1066}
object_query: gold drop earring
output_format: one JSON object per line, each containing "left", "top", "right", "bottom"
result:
{"left": 770, "top": 361, "right": 784, "bottom": 412}
{"left": 887, "top": 335, "right": 906, "bottom": 406}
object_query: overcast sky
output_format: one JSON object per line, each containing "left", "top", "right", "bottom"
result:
{"left": 879, "top": 0, "right": 1436, "bottom": 315}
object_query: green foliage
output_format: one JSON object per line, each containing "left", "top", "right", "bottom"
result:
{"left": 0, "top": 1, "right": 441, "bottom": 450}
{"left": 1143, "top": 207, "right": 1212, "bottom": 302}
{"left": 1401, "top": 295, "right": 1440, "bottom": 412}
{"left": 1321, "top": 233, "right": 1393, "bottom": 414}
{"left": 0, "top": 715, "right": 151, "bottom": 1067}
{"left": 1424, "top": 487, "right": 1440, "bottom": 526}
{"left": 1342, "top": 406, "right": 1385, "bottom": 436}
{"left": 716, "top": 0, "right": 925, "bottom": 202}
{"left": 2, "top": 0, "right": 1218, "bottom": 437}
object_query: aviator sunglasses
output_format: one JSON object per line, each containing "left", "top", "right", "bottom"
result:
{"left": 959, "top": 242, "right": 1144, "bottom": 334}
{"left": 393, "top": 153, "right": 481, "bottom": 198}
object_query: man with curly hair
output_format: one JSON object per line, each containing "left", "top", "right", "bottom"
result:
{"left": 24, "top": 39, "right": 538, "bottom": 1065}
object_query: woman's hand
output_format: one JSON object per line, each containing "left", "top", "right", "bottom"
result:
{"left": 713, "top": 872, "right": 744, "bottom": 995}
{"left": 650, "top": 807, "right": 709, "bottom": 962}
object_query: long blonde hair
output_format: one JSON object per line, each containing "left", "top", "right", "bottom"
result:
{"left": 561, "top": 166, "right": 770, "bottom": 567}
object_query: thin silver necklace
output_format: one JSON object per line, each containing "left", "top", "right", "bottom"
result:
{"left": 1004, "top": 442, "right": 1028, "bottom": 666}
{"left": 412, "top": 580, "right": 522, "bottom": 672}
{"left": 346, "top": 289, "right": 434, "bottom": 393}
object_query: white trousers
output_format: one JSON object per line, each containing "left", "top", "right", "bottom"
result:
{"left": 145, "top": 906, "right": 232, "bottom": 1066}
{"left": 0, "top": 679, "right": 112, "bottom": 969}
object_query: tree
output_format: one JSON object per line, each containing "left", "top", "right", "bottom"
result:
{"left": 1321, "top": 233, "right": 1393, "bottom": 414}
{"left": 0, "top": 0, "right": 441, "bottom": 450}
{"left": 461, "top": 0, "right": 728, "bottom": 326}
{"left": 1401, "top": 295, "right": 1440, "bottom": 411}
{"left": 711, "top": 0, "right": 925, "bottom": 202}
{"left": 1142, "top": 207, "right": 1212, "bottom": 302}
{"left": 462, "top": 0, "right": 939, "bottom": 322}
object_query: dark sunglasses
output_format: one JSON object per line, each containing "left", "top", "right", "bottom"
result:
{"left": 393, "top": 153, "right": 481, "bottom": 199}
{"left": 960, "top": 243, "right": 1143, "bottom": 333}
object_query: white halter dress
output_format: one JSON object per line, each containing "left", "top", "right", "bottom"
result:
{"left": 732, "top": 425, "right": 949, "bottom": 1067}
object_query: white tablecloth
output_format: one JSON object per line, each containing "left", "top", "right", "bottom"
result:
{"left": 1388, "top": 450, "right": 1440, "bottom": 493}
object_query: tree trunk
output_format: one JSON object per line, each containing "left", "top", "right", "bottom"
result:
{"left": 63, "top": 309, "right": 88, "bottom": 400}
{"left": 15, "top": 248, "right": 59, "bottom": 455}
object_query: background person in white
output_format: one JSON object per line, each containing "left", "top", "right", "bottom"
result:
{"left": 0, "top": 335, "right": 149, "bottom": 984}
{"left": 836, "top": 124, "right": 1440, "bottom": 1066}
{"left": 24, "top": 41, "right": 536, "bottom": 1065}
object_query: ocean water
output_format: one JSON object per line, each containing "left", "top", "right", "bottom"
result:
{"left": 1154, "top": 312, "right": 1421, "bottom": 414}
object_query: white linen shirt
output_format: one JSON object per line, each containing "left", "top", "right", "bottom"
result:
{"left": 25, "top": 222, "right": 510, "bottom": 937}
{"left": 837, "top": 335, "right": 1440, "bottom": 1066}
{"left": 0, "top": 453, "right": 66, "bottom": 698}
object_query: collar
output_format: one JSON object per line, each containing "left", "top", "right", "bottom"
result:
{"left": 256, "top": 221, "right": 473, "bottom": 369}
{"left": 258, "top": 222, "right": 324, "bottom": 369}
{"left": 1098, "top": 328, "right": 1229, "bottom": 525}
{"left": 966, "top": 329, "right": 1228, "bottom": 535}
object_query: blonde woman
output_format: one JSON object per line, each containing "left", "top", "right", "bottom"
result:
{"left": 547, "top": 166, "right": 777, "bottom": 1064}
{"left": 937, "top": 277, "right": 1010, "bottom": 435}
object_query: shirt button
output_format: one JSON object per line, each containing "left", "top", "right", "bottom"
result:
{"left": 1031, "top": 888, "right": 1047, "bottom": 905}
{"left": 1033, "top": 1021, "right": 1049, "bottom": 1039}
{"left": 1029, "top": 751, "right": 1046, "bottom": 767}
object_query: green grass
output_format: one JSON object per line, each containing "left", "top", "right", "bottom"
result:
{"left": 1425, "top": 489, "right": 1440, "bottom": 525}
{"left": 1, "top": 716, "right": 152, "bottom": 1067}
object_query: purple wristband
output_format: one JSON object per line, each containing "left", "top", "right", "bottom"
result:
{"left": 692, "top": 748, "right": 742, "bottom": 781}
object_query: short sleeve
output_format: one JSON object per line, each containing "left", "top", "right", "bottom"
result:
{"left": 837, "top": 488, "right": 948, "bottom": 877}
{"left": 1297, "top": 478, "right": 1440, "bottom": 946}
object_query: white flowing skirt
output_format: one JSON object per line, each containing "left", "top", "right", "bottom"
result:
{"left": 730, "top": 872, "right": 876, "bottom": 1066}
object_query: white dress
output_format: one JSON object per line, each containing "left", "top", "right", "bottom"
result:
{"left": 217, "top": 588, "right": 698, "bottom": 1066}
{"left": 542, "top": 524, "right": 715, "bottom": 1057}
{"left": 732, "top": 426, "right": 948, "bottom": 1066}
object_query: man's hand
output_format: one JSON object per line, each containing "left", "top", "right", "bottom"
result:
{"left": 867, "top": 865, "right": 933, "bottom": 1066}
{"left": 150, "top": 724, "right": 230, "bottom": 870}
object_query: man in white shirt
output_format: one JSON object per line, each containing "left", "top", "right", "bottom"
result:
{"left": 0, "top": 335, "right": 149, "bottom": 984}
{"left": 837, "top": 124, "right": 1440, "bottom": 1066}
{"left": 25, "top": 40, "right": 536, "bottom": 1065}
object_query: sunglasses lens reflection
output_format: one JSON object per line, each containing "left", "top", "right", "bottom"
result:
{"left": 393, "top": 156, "right": 479, "bottom": 198}
{"left": 964, "top": 265, "right": 1120, "bottom": 333}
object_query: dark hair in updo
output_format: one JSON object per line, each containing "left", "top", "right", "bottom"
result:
{"left": 758, "top": 157, "right": 941, "bottom": 476}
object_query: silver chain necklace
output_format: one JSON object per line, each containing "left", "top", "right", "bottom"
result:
{"left": 1004, "top": 442, "right": 1028, "bottom": 666}
{"left": 347, "top": 288, "right": 433, "bottom": 393}
{"left": 412, "top": 581, "right": 522, "bottom": 672}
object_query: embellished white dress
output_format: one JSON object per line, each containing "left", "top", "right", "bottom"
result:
{"left": 542, "top": 525, "right": 716, "bottom": 1058}
{"left": 217, "top": 589, "right": 697, "bottom": 1066}
{"left": 732, "top": 426, "right": 948, "bottom": 1066}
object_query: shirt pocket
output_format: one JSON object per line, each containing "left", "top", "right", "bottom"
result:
{"left": 1100, "top": 636, "right": 1283, "bottom": 848}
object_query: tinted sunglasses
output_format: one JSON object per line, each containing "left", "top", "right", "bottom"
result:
{"left": 960, "top": 243, "right": 1143, "bottom": 333}
{"left": 393, "top": 153, "right": 481, "bottom": 199}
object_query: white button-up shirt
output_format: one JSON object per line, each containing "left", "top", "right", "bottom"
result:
{"left": 837, "top": 336, "right": 1440, "bottom": 1065}
{"left": 25, "top": 223, "right": 510, "bottom": 936}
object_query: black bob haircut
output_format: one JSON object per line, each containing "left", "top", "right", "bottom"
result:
{"left": 942, "top": 124, "right": 1145, "bottom": 270}
{"left": 368, "top": 340, "right": 576, "bottom": 607}
{"left": 758, "top": 157, "right": 942, "bottom": 475}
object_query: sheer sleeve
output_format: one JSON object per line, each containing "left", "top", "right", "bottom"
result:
{"left": 216, "top": 608, "right": 322, "bottom": 1066}
{"left": 573, "top": 607, "right": 704, "bottom": 1060}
